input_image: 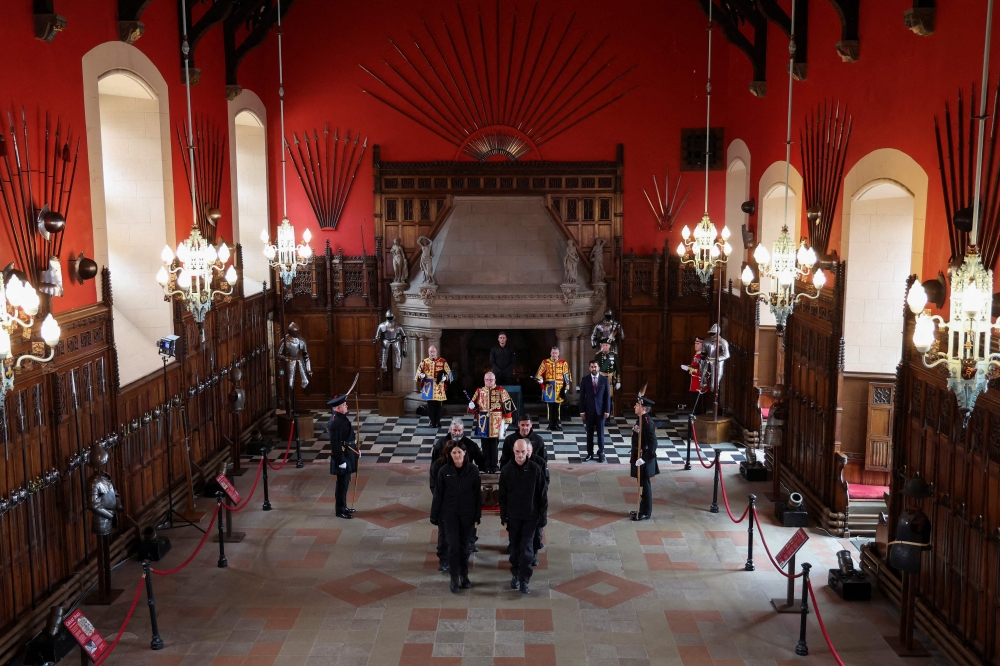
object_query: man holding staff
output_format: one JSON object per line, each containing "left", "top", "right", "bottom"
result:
{"left": 629, "top": 394, "right": 658, "bottom": 521}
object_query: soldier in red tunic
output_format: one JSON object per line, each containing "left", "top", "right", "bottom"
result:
{"left": 681, "top": 337, "right": 707, "bottom": 415}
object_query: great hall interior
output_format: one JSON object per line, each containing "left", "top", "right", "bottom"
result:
{"left": 0, "top": 1, "right": 997, "bottom": 665}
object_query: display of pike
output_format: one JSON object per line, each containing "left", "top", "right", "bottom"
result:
{"left": 15, "top": 393, "right": 36, "bottom": 606}
{"left": 69, "top": 369, "right": 89, "bottom": 563}
{"left": 31, "top": 384, "right": 52, "bottom": 594}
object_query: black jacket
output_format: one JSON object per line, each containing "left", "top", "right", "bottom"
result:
{"left": 430, "top": 461, "right": 482, "bottom": 523}
{"left": 329, "top": 413, "right": 357, "bottom": 476}
{"left": 429, "top": 457, "right": 446, "bottom": 493}
{"left": 629, "top": 414, "right": 659, "bottom": 478}
{"left": 489, "top": 345, "right": 515, "bottom": 378}
{"left": 500, "top": 431, "right": 547, "bottom": 472}
{"left": 431, "top": 435, "right": 485, "bottom": 470}
{"left": 499, "top": 459, "right": 547, "bottom": 525}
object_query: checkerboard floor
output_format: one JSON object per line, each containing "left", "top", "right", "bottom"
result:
{"left": 245, "top": 409, "right": 746, "bottom": 466}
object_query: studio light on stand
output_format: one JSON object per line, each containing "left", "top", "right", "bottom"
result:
{"left": 741, "top": 0, "right": 822, "bottom": 332}
{"left": 906, "top": 0, "right": 999, "bottom": 426}
{"left": 263, "top": 0, "right": 313, "bottom": 292}
{"left": 157, "top": 0, "right": 237, "bottom": 329}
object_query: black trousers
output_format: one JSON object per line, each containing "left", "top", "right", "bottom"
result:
{"left": 436, "top": 523, "right": 448, "bottom": 561}
{"left": 533, "top": 525, "right": 544, "bottom": 553}
{"left": 507, "top": 517, "right": 539, "bottom": 582}
{"left": 426, "top": 400, "right": 444, "bottom": 428}
{"left": 441, "top": 513, "right": 475, "bottom": 577}
{"left": 585, "top": 413, "right": 606, "bottom": 457}
{"left": 481, "top": 438, "right": 499, "bottom": 474}
{"left": 335, "top": 472, "right": 351, "bottom": 515}
{"left": 546, "top": 403, "right": 561, "bottom": 428}
{"left": 636, "top": 467, "right": 653, "bottom": 517}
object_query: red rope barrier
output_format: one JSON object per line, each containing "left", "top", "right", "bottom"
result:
{"left": 717, "top": 468, "right": 749, "bottom": 523}
{"left": 752, "top": 508, "right": 804, "bottom": 578}
{"left": 223, "top": 457, "right": 264, "bottom": 512}
{"left": 807, "top": 580, "right": 847, "bottom": 666}
{"left": 689, "top": 423, "right": 718, "bottom": 469}
{"left": 266, "top": 426, "right": 296, "bottom": 471}
{"left": 92, "top": 573, "right": 145, "bottom": 666}
{"left": 150, "top": 510, "right": 218, "bottom": 575}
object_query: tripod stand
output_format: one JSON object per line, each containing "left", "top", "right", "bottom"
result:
{"left": 155, "top": 354, "right": 205, "bottom": 533}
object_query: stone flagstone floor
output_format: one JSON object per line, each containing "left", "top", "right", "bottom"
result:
{"left": 80, "top": 455, "right": 947, "bottom": 666}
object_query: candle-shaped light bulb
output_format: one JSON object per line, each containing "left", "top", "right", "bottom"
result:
{"left": 217, "top": 242, "right": 230, "bottom": 264}
{"left": 225, "top": 265, "right": 238, "bottom": 284}
{"left": 681, "top": 225, "right": 691, "bottom": 240}
{"left": 40, "top": 314, "right": 60, "bottom": 347}
{"left": 906, "top": 283, "right": 928, "bottom": 314}
{"left": 156, "top": 266, "right": 169, "bottom": 286}
{"left": 161, "top": 245, "right": 174, "bottom": 263}
{"left": 302, "top": 228, "right": 312, "bottom": 243}
{"left": 741, "top": 265, "right": 754, "bottom": 283}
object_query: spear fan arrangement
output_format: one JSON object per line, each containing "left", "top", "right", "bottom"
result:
{"left": 800, "top": 101, "right": 852, "bottom": 258}
{"left": 175, "top": 114, "right": 227, "bottom": 243}
{"left": 0, "top": 108, "right": 80, "bottom": 290}
{"left": 285, "top": 126, "right": 367, "bottom": 230}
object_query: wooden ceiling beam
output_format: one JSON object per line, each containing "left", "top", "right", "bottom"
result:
{"left": 757, "top": 0, "right": 809, "bottom": 81}
{"left": 695, "top": 0, "right": 769, "bottom": 97}
{"left": 33, "top": 0, "right": 66, "bottom": 42}
{"left": 117, "top": 0, "right": 153, "bottom": 43}
{"left": 825, "top": 0, "right": 860, "bottom": 62}
{"left": 179, "top": 0, "right": 237, "bottom": 85}
{"left": 224, "top": 0, "right": 296, "bottom": 100}
{"left": 904, "top": 0, "right": 935, "bottom": 36}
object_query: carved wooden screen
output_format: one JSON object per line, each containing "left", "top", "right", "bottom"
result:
{"left": 886, "top": 307, "right": 1000, "bottom": 665}
{"left": 620, "top": 250, "right": 663, "bottom": 406}
{"left": 372, "top": 145, "right": 624, "bottom": 313}
{"left": 720, "top": 280, "right": 760, "bottom": 434}
{"left": 782, "top": 261, "right": 847, "bottom": 516}
{"left": 664, "top": 254, "right": 713, "bottom": 407}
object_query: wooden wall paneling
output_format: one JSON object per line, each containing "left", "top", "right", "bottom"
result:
{"left": 332, "top": 311, "right": 380, "bottom": 408}
{"left": 662, "top": 254, "right": 713, "bottom": 408}
{"left": 720, "top": 279, "right": 760, "bottom": 435}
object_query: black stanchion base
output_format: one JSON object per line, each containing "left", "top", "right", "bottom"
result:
{"left": 709, "top": 504, "right": 719, "bottom": 513}
{"left": 770, "top": 598, "right": 800, "bottom": 614}
{"left": 883, "top": 635, "right": 929, "bottom": 657}
{"left": 262, "top": 501, "right": 272, "bottom": 511}
{"left": 150, "top": 635, "right": 163, "bottom": 650}
{"left": 795, "top": 641, "right": 809, "bottom": 656}
{"left": 83, "top": 588, "right": 124, "bottom": 606}
{"left": 740, "top": 462, "right": 769, "bottom": 482}
{"left": 744, "top": 561, "right": 755, "bottom": 571}
{"left": 296, "top": 460, "right": 304, "bottom": 469}
{"left": 218, "top": 556, "right": 228, "bottom": 569}
{"left": 683, "top": 463, "right": 692, "bottom": 471}
{"left": 215, "top": 531, "right": 246, "bottom": 543}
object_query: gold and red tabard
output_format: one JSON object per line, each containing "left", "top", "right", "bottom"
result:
{"left": 415, "top": 357, "right": 452, "bottom": 401}
{"left": 468, "top": 385, "right": 514, "bottom": 438}
{"left": 535, "top": 358, "right": 572, "bottom": 404}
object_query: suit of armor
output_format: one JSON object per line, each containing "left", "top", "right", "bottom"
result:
{"left": 277, "top": 322, "right": 312, "bottom": 390}
{"left": 591, "top": 311, "right": 625, "bottom": 350}
{"left": 86, "top": 443, "right": 121, "bottom": 536}
{"left": 373, "top": 311, "right": 407, "bottom": 371}
{"left": 700, "top": 325, "right": 730, "bottom": 393}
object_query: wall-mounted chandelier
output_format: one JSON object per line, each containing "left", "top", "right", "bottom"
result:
{"left": 741, "top": 0, "right": 821, "bottom": 328}
{"left": 742, "top": 226, "right": 824, "bottom": 328}
{"left": 675, "top": 2, "right": 730, "bottom": 285}
{"left": 157, "top": 0, "right": 236, "bottom": 324}
{"left": 907, "top": 0, "right": 997, "bottom": 424}
{"left": 0, "top": 272, "right": 61, "bottom": 404}
{"left": 264, "top": 0, "right": 312, "bottom": 287}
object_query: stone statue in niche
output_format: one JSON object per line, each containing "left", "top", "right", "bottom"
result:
{"left": 563, "top": 239, "right": 579, "bottom": 285}
{"left": 418, "top": 236, "right": 436, "bottom": 286}
{"left": 390, "top": 237, "right": 408, "bottom": 283}
{"left": 590, "top": 238, "right": 606, "bottom": 285}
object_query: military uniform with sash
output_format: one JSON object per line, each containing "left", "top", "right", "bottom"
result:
{"left": 328, "top": 395, "right": 358, "bottom": 519}
{"left": 629, "top": 395, "right": 659, "bottom": 521}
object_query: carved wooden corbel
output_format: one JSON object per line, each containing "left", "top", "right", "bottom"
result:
{"left": 224, "top": 0, "right": 296, "bottom": 98}
{"left": 33, "top": 0, "right": 66, "bottom": 42}
{"left": 757, "top": 0, "right": 809, "bottom": 81}
{"left": 179, "top": 0, "right": 237, "bottom": 85}
{"left": 826, "top": 0, "right": 860, "bottom": 62}
{"left": 904, "top": 0, "right": 935, "bottom": 36}
{"left": 696, "top": 0, "right": 768, "bottom": 97}
{"left": 117, "top": 0, "right": 153, "bottom": 43}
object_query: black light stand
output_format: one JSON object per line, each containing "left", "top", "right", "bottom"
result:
{"left": 155, "top": 337, "right": 205, "bottom": 534}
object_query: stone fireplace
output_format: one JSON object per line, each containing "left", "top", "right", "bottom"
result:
{"left": 392, "top": 196, "right": 605, "bottom": 409}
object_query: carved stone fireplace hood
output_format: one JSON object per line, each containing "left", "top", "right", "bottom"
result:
{"left": 393, "top": 196, "right": 605, "bottom": 399}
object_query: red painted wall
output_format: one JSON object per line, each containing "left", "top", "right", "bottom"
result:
{"left": 0, "top": 0, "right": 233, "bottom": 312}
{"left": 721, "top": 0, "right": 1000, "bottom": 282}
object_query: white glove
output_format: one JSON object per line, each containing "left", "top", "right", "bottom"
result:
{"left": 681, "top": 364, "right": 690, "bottom": 372}
{"left": 615, "top": 383, "right": 621, "bottom": 390}
{"left": 499, "top": 423, "right": 507, "bottom": 440}
{"left": 537, "top": 377, "right": 544, "bottom": 384}
{"left": 635, "top": 458, "right": 645, "bottom": 467}
{"left": 419, "top": 372, "right": 426, "bottom": 379}
{"left": 468, "top": 401, "right": 476, "bottom": 410}
{"left": 339, "top": 462, "right": 347, "bottom": 469}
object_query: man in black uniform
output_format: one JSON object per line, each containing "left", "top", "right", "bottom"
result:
{"left": 431, "top": 417, "right": 485, "bottom": 470}
{"left": 499, "top": 439, "right": 548, "bottom": 594}
{"left": 489, "top": 331, "right": 516, "bottom": 385}
{"left": 500, "top": 416, "right": 546, "bottom": 472}
{"left": 629, "top": 395, "right": 659, "bottom": 521}
{"left": 327, "top": 394, "right": 358, "bottom": 520}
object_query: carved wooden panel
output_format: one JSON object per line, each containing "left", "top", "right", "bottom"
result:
{"left": 332, "top": 312, "right": 380, "bottom": 409}
{"left": 720, "top": 280, "right": 760, "bottom": 434}
{"left": 620, "top": 312, "right": 663, "bottom": 409}
{"left": 865, "top": 381, "right": 894, "bottom": 472}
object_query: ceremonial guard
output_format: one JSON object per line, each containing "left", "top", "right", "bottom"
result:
{"left": 373, "top": 310, "right": 407, "bottom": 372}
{"left": 594, "top": 340, "right": 621, "bottom": 412}
{"left": 591, "top": 309, "right": 625, "bottom": 351}
{"left": 535, "top": 347, "right": 572, "bottom": 431}
{"left": 327, "top": 394, "right": 358, "bottom": 519}
{"left": 629, "top": 395, "right": 659, "bottom": 521}
{"left": 681, "top": 337, "right": 707, "bottom": 415}
{"left": 468, "top": 372, "right": 514, "bottom": 474}
{"left": 415, "top": 345, "right": 452, "bottom": 428}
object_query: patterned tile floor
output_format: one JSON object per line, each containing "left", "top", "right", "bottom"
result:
{"left": 245, "top": 410, "right": 746, "bottom": 467}
{"left": 83, "top": 449, "right": 946, "bottom": 666}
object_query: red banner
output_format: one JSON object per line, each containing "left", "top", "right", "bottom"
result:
{"left": 215, "top": 473, "right": 242, "bottom": 504}
{"left": 775, "top": 528, "right": 809, "bottom": 568}
{"left": 63, "top": 609, "right": 108, "bottom": 659}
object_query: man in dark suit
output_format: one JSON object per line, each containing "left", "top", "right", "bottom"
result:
{"left": 578, "top": 360, "right": 611, "bottom": 462}
{"left": 328, "top": 394, "right": 358, "bottom": 519}
{"left": 629, "top": 395, "right": 659, "bottom": 521}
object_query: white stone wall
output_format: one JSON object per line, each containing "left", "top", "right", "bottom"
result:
{"left": 844, "top": 189, "right": 915, "bottom": 374}
{"left": 757, "top": 184, "right": 798, "bottom": 327}
{"left": 98, "top": 82, "right": 172, "bottom": 386}
{"left": 234, "top": 112, "right": 269, "bottom": 295}
{"left": 725, "top": 160, "right": 749, "bottom": 293}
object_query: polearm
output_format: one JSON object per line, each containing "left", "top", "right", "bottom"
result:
{"left": 634, "top": 383, "right": 647, "bottom": 517}
{"left": 344, "top": 372, "right": 361, "bottom": 510}
{"left": 69, "top": 369, "right": 88, "bottom": 564}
